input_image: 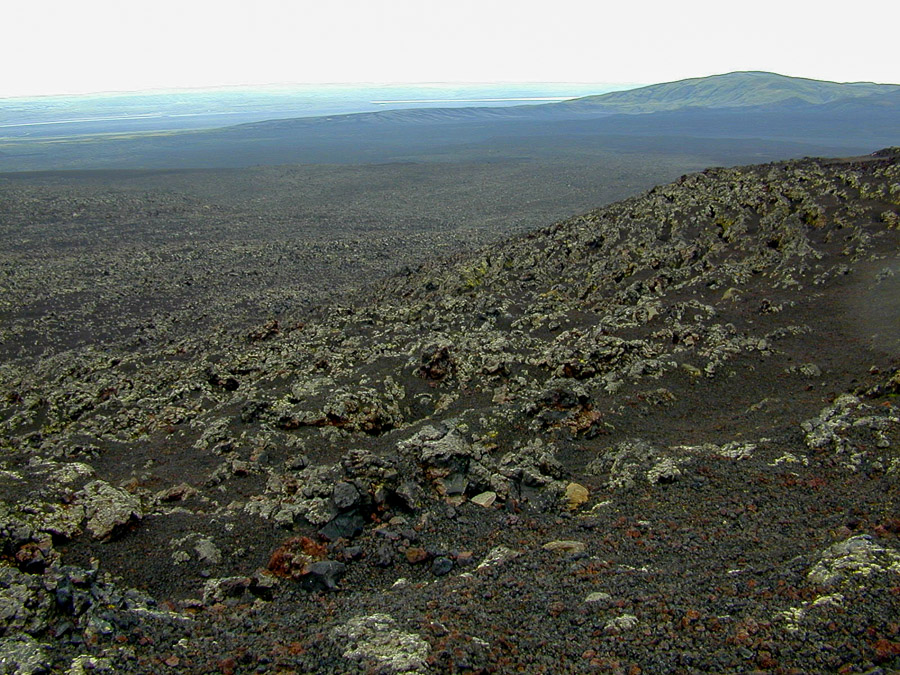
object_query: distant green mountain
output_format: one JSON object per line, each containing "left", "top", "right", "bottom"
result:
{"left": 560, "top": 71, "right": 900, "bottom": 113}
{"left": 2, "top": 71, "right": 897, "bottom": 172}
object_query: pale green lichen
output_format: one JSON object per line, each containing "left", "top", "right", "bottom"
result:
{"left": 332, "top": 613, "right": 430, "bottom": 674}
{"left": 808, "top": 536, "right": 900, "bottom": 586}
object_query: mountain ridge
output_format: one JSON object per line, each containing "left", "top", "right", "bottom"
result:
{"left": 228, "top": 71, "right": 900, "bottom": 130}
{"left": 2, "top": 71, "right": 898, "bottom": 171}
{"left": 558, "top": 70, "right": 900, "bottom": 113}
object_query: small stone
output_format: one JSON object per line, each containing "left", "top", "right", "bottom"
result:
{"left": 476, "top": 546, "right": 521, "bottom": 570}
{"left": 300, "top": 560, "right": 346, "bottom": 591}
{"left": 542, "top": 540, "right": 586, "bottom": 555}
{"left": 681, "top": 363, "right": 702, "bottom": 378}
{"left": 585, "top": 592, "right": 612, "bottom": 604}
{"left": 470, "top": 491, "right": 497, "bottom": 508}
{"left": 15, "top": 541, "right": 50, "bottom": 573}
{"left": 194, "top": 538, "right": 222, "bottom": 565}
{"left": 318, "top": 511, "right": 366, "bottom": 541}
{"left": 374, "top": 542, "right": 394, "bottom": 568}
{"left": 431, "top": 556, "right": 453, "bottom": 576}
{"left": 394, "top": 481, "right": 423, "bottom": 510}
{"left": 441, "top": 473, "right": 468, "bottom": 496}
{"left": 604, "top": 614, "right": 639, "bottom": 633}
{"left": 564, "top": 482, "right": 589, "bottom": 510}
{"left": 332, "top": 482, "right": 360, "bottom": 510}
{"left": 202, "top": 576, "right": 252, "bottom": 604}
{"left": 250, "top": 569, "right": 278, "bottom": 598}
{"left": 156, "top": 483, "right": 197, "bottom": 503}
{"left": 444, "top": 494, "right": 466, "bottom": 507}
{"left": 343, "top": 546, "right": 363, "bottom": 561}
{"left": 288, "top": 454, "right": 309, "bottom": 470}
{"left": 455, "top": 551, "right": 474, "bottom": 566}
{"left": 405, "top": 547, "right": 429, "bottom": 564}
{"left": 647, "top": 458, "right": 681, "bottom": 484}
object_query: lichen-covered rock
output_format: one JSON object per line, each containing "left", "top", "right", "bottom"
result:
{"left": 246, "top": 464, "right": 342, "bottom": 526}
{"left": 332, "top": 613, "right": 429, "bottom": 674}
{"left": 0, "top": 560, "right": 162, "bottom": 647}
{"left": 154, "top": 483, "right": 198, "bottom": 504}
{"left": 0, "top": 507, "right": 36, "bottom": 557}
{"left": 476, "top": 546, "right": 522, "bottom": 570}
{"left": 542, "top": 540, "right": 586, "bottom": 555}
{"left": 67, "top": 655, "right": 113, "bottom": 674}
{"left": 78, "top": 481, "right": 141, "bottom": 540}
{"left": 201, "top": 576, "right": 253, "bottom": 605}
{"left": 0, "top": 462, "right": 97, "bottom": 545}
{"left": 273, "top": 380, "right": 405, "bottom": 434}
{"left": 0, "top": 565, "right": 50, "bottom": 638}
{"left": 416, "top": 341, "right": 457, "bottom": 381}
{"left": 399, "top": 425, "right": 471, "bottom": 467}
{"left": 18, "top": 502, "right": 84, "bottom": 541}
{"left": 587, "top": 438, "right": 681, "bottom": 490}
{"left": 1, "top": 144, "right": 899, "bottom": 672}
{"left": 397, "top": 424, "right": 493, "bottom": 498}
{"left": 777, "top": 592, "right": 846, "bottom": 634}
{"left": 0, "top": 634, "right": 49, "bottom": 675}
{"left": 498, "top": 438, "right": 563, "bottom": 488}
{"left": 802, "top": 394, "right": 862, "bottom": 452}
{"left": 801, "top": 395, "right": 899, "bottom": 471}
{"left": 646, "top": 457, "right": 682, "bottom": 484}
{"left": 540, "top": 331, "right": 657, "bottom": 380}
{"left": 808, "top": 535, "right": 900, "bottom": 586}
{"left": 193, "top": 538, "right": 222, "bottom": 566}
{"left": 715, "top": 441, "right": 757, "bottom": 460}
{"left": 605, "top": 614, "right": 639, "bottom": 634}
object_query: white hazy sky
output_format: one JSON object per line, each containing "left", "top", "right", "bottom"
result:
{"left": 4, "top": 0, "right": 899, "bottom": 98}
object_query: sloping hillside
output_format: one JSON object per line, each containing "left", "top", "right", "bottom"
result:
{"left": 0, "top": 150, "right": 898, "bottom": 673}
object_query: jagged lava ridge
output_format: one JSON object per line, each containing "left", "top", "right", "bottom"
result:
{"left": 0, "top": 150, "right": 898, "bottom": 673}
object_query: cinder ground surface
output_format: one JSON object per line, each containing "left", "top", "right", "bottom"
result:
{"left": 0, "top": 154, "right": 718, "bottom": 361}
{"left": 0, "top": 150, "right": 898, "bottom": 674}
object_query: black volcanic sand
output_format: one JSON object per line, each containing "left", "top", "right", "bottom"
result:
{"left": 0, "top": 151, "right": 898, "bottom": 674}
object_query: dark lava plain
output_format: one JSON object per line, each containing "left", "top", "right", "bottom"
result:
{"left": 0, "top": 150, "right": 899, "bottom": 674}
{"left": 0, "top": 149, "right": 769, "bottom": 362}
